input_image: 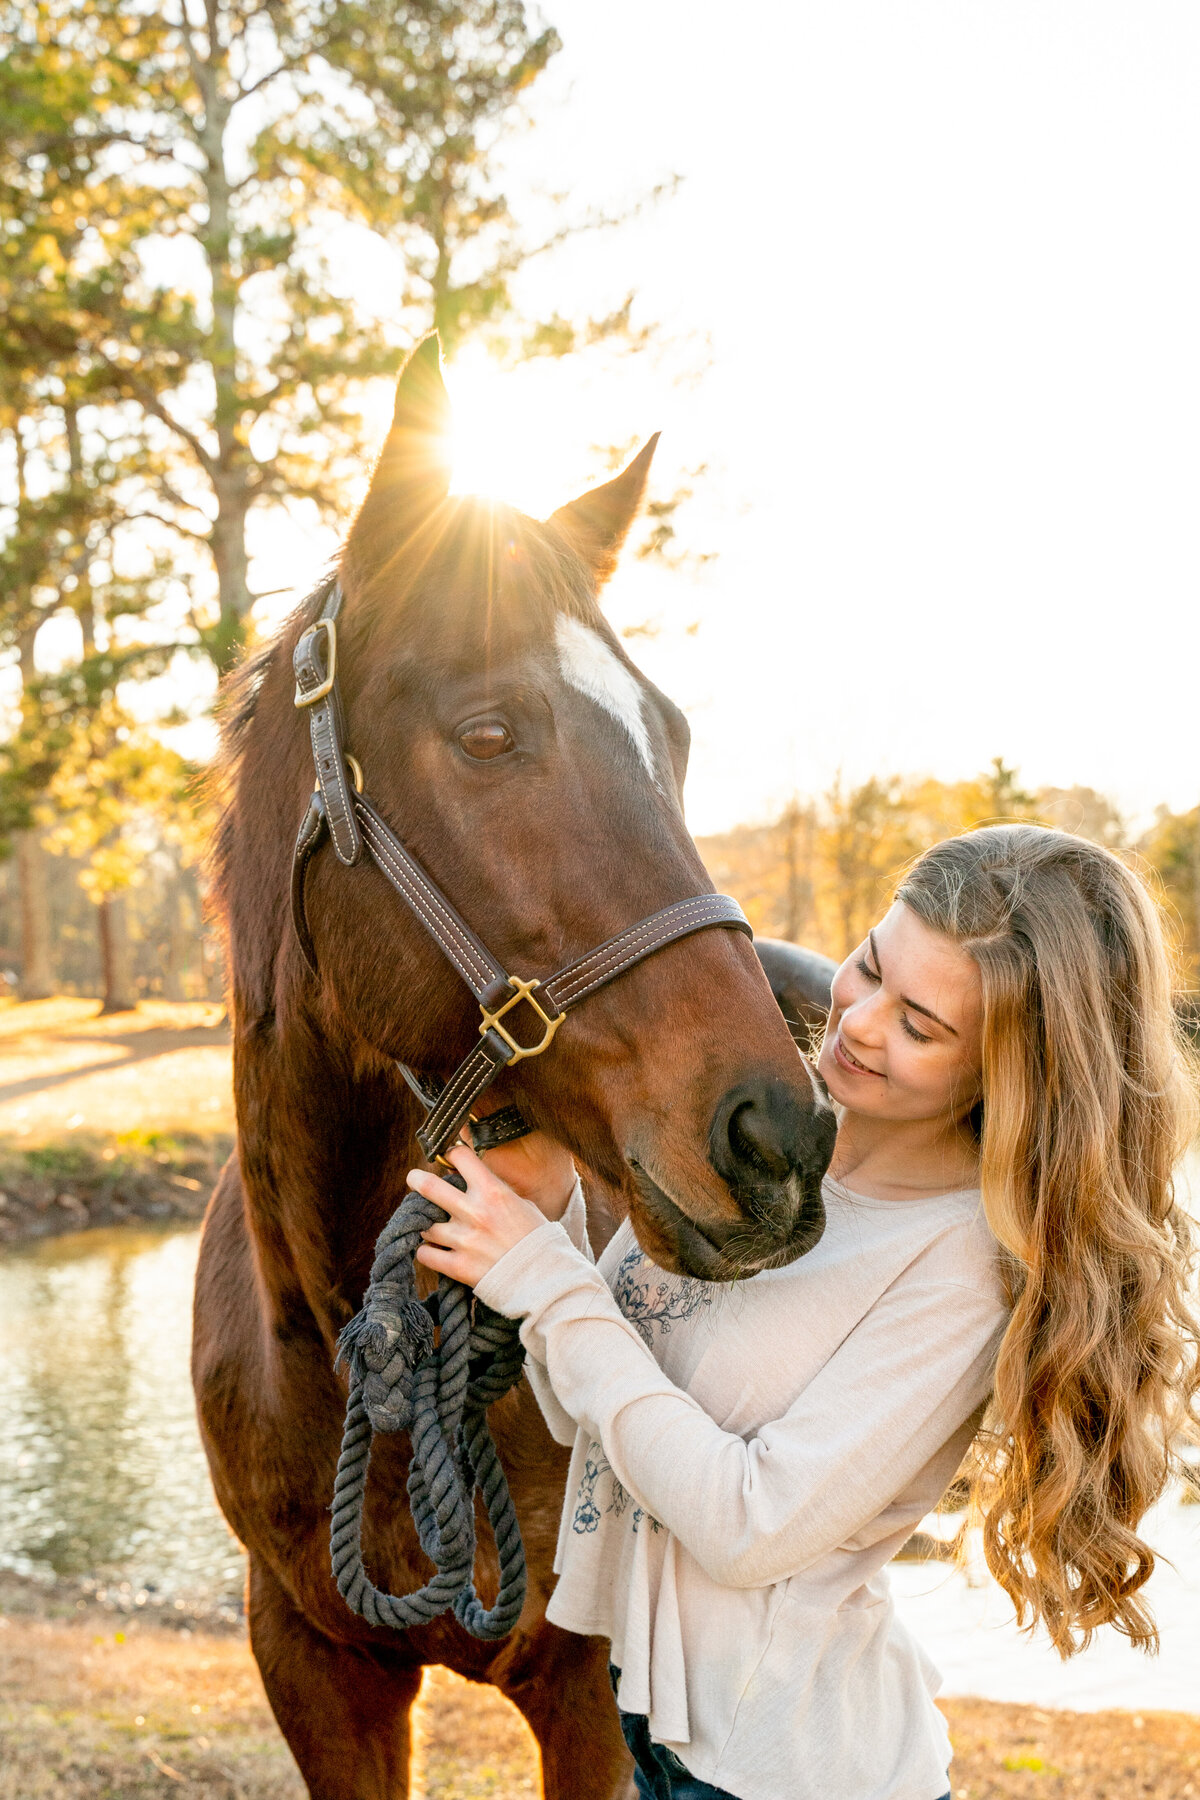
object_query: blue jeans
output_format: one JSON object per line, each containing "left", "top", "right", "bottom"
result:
{"left": 610, "top": 1662, "right": 951, "bottom": 1800}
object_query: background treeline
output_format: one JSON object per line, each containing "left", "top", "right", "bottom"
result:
{"left": 699, "top": 758, "right": 1200, "bottom": 994}
{"left": 0, "top": 841, "right": 217, "bottom": 1000}
{"left": 4, "top": 755, "right": 1195, "bottom": 1009}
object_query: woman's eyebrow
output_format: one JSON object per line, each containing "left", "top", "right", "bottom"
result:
{"left": 868, "top": 929, "right": 958, "bottom": 1036}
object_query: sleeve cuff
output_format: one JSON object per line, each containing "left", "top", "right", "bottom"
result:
{"left": 474, "top": 1218, "right": 608, "bottom": 1320}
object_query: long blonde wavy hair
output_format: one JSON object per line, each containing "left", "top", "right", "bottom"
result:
{"left": 896, "top": 824, "right": 1200, "bottom": 1657}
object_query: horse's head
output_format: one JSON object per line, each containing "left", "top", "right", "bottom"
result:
{"left": 297, "top": 336, "right": 834, "bottom": 1279}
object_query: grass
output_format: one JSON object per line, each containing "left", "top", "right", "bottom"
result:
{"left": 0, "top": 1608, "right": 541, "bottom": 1800}
{"left": 4, "top": 1603, "right": 1200, "bottom": 1799}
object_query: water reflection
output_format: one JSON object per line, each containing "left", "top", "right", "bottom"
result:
{"left": 0, "top": 1225, "right": 243, "bottom": 1607}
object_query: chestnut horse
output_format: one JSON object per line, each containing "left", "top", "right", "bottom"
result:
{"left": 194, "top": 336, "right": 835, "bottom": 1800}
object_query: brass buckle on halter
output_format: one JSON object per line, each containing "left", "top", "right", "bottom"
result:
{"left": 479, "top": 977, "right": 564, "bottom": 1062}
{"left": 294, "top": 618, "right": 337, "bottom": 707}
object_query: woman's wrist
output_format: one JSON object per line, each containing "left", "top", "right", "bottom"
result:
{"left": 467, "top": 1129, "right": 577, "bottom": 1223}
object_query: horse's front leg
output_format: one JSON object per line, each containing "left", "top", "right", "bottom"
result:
{"left": 502, "top": 1622, "right": 635, "bottom": 1800}
{"left": 248, "top": 1554, "right": 422, "bottom": 1799}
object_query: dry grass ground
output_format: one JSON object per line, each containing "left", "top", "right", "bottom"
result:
{"left": 0, "top": 997, "right": 232, "bottom": 1243}
{"left": 0, "top": 998, "right": 232, "bottom": 1142}
{"left": 0, "top": 1610, "right": 539, "bottom": 1800}
{"left": 3, "top": 1607, "right": 1200, "bottom": 1800}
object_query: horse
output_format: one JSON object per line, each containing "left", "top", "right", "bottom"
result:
{"left": 753, "top": 939, "right": 836, "bottom": 1054}
{"left": 193, "top": 334, "right": 836, "bottom": 1800}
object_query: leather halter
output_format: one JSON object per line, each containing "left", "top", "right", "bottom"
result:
{"left": 290, "top": 579, "right": 753, "bottom": 1165}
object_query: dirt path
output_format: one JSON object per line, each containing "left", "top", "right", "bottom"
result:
{"left": 0, "top": 998, "right": 232, "bottom": 1143}
{"left": 3, "top": 1603, "right": 1199, "bottom": 1799}
{"left": 0, "top": 998, "right": 232, "bottom": 1245}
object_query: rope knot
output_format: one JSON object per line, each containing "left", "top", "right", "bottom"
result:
{"left": 336, "top": 1285, "right": 434, "bottom": 1433}
{"left": 330, "top": 1188, "right": 528, "bottom": 1639}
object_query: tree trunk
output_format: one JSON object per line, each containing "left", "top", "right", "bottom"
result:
{"left": 210, "top": 481, "right": 251, "bottom": 674}
{"left": 198, "top": 63, "right": 252, "bottom": 677}
{"left": 163, "top": 880, "right": 194, "bottom": 1001}
{"left": 98, "top": 893, "right": 137, "bottom": 1013}
{"left": 16, "top": 831, "right": 54, "bottom": 999}
{"left": 781, "top": 802, "right": 815, "bottom": 944}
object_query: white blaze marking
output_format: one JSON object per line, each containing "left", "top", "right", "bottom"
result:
{"left": 555, "top": 615, "right": 657, "bottom": 781}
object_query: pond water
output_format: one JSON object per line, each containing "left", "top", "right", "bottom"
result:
{"left": 0, "top": 1224, "right": 244, "bottom": 1612}
{"left": 1, "top": 1221, "right": 1198, "bottom": 1711}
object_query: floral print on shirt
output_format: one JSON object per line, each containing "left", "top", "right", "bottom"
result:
{"left": 610, "top": 1242, "right": 715, "bottom": 1349}
{"left": 572, "top": 1441, "right": 661, "bottom": 1536}
{"left": 570, "top": 1243, "right": 711, "bottom": 1536}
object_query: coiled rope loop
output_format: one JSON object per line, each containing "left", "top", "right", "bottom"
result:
{"left": 330, "top": 1180, "right": 528, "bottom": 1640}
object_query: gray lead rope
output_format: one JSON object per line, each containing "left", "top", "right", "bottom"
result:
{"left": 330, "top": 1075, "right": 532, "bottom": 1640}
{"left": 331, "top": 1190, "right": 529, "bottom": 1638}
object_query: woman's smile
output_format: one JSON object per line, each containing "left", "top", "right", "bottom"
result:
{"left": 833, "top": 1031, "right": 883, "bottom": 1078}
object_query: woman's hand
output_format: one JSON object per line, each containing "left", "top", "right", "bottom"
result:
{"left": 412, "top": 1141, "right": 565, "bottom": 1288}
{"left": 467, "top": 1125, "right": 577, "bottom": 1221}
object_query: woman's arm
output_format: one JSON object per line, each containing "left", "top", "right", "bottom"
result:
{"left": 475, "top": 1224, "right": 1004, "bottom": 1587}
{"left": 411, "top": 1146, "right": 1006, "bottom": 1589}
{"left": 512, "top": 1176, "right": 592, "bottom": 1446}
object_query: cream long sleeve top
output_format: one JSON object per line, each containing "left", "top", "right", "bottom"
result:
{"left": 474, "top": 1173, "right": 1009, "bottom": 1800}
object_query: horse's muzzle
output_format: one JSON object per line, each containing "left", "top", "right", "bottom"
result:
{"left": 629, "top": 1073, "right": 835, "bottom": 1280}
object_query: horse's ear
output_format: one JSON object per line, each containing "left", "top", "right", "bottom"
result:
{"left": 549, "top": 434, "right": 660, "bottom": 584}
{"left": 345, "top": 334, "right": 452, "bottom": 568}
{"left": 388, "top": 331, "right": 451, "bottom": 453}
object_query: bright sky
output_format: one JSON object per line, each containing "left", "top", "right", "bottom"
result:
{"left": 457, "top": 0, "right": 1200, "bottom": 836}
{"left": 98, "top": 1, "right": 1200, "bottom": 838}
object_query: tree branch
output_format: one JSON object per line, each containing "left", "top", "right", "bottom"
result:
{"left": 118, "top": 508, "right": 213, "bottom": 543}
{"left": 176, "top": 0, "right": 208, "bottom": 89}
{"left": 152, "top": 476, "right": 212, "bottom": 520}
{"left": 235, "top": 56, "right": 308, "bottom": 102}
{"left": 95, "top": 357, "right": 218, "bottom": 481}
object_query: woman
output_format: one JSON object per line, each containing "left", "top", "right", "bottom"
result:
{"left": 410, "top": 825, "right": 1200, "bottom": 1800}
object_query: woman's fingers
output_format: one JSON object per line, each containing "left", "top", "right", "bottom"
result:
{"left": 407, "top": 1165, "right": 474, "bottom": 1213}
{"left": 445, "top": 1139, "right": 483, "bottom": 1170}
{"left": 414, "top": 1242, "right": 460, "bottom": 1273}
{"left": 420, "top": 1218, "right": 463, "bottom": 1248}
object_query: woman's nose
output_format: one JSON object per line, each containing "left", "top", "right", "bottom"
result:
{"left": 842, "top": 996, "right": 884, "bottom": 1045}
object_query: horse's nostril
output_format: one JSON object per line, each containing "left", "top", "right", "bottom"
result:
{"left": 709, "top": 1078, "right": 835, "bottom": 1195}
{"left": 728, "top": 1099, "right": 793, "bottom": 1181}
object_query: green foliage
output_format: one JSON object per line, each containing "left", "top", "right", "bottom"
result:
{"left": 1, "top": 0, "right": 649, "bottom": 993}
{"left": 42, "top": 697, "right": 199, "bottom": 904}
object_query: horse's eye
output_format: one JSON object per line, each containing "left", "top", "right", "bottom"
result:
{"left": 457, "top": 721, "right": 514, "bottom": 761}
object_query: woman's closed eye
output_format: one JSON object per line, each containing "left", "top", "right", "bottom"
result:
{"left": 900, "top": 1015, "right": 933, "bottom": 1045}
{"left": 858, "top": 955, "right": 933, "bottom": 1043}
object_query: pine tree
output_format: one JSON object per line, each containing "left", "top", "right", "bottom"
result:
{"left": 0, "top": 0, "right": 597, "bottom": 674}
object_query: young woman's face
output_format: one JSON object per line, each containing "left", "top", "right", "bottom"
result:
{"left": 817, "top": 901, "right": 984, "bottom": 1124}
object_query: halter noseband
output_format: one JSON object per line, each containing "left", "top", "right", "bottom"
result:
{"left": 289, "top": 579, "right": 753, "bottom": 1165}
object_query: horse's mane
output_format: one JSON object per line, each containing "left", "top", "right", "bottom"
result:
{"left": 205, "top": 576, "right": 334, "bottom": 938}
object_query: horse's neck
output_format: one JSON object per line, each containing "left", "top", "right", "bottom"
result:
{"left": 233, "top": 1004, "right": 420, "bottom": 1346}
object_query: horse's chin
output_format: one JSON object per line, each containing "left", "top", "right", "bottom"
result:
{"left": 626, "top": 1159, "right": 826, "bottom": 1282}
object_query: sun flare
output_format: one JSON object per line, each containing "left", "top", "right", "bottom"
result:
{"left": 443, "top": 349, "right": 585, "bottom": 519}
